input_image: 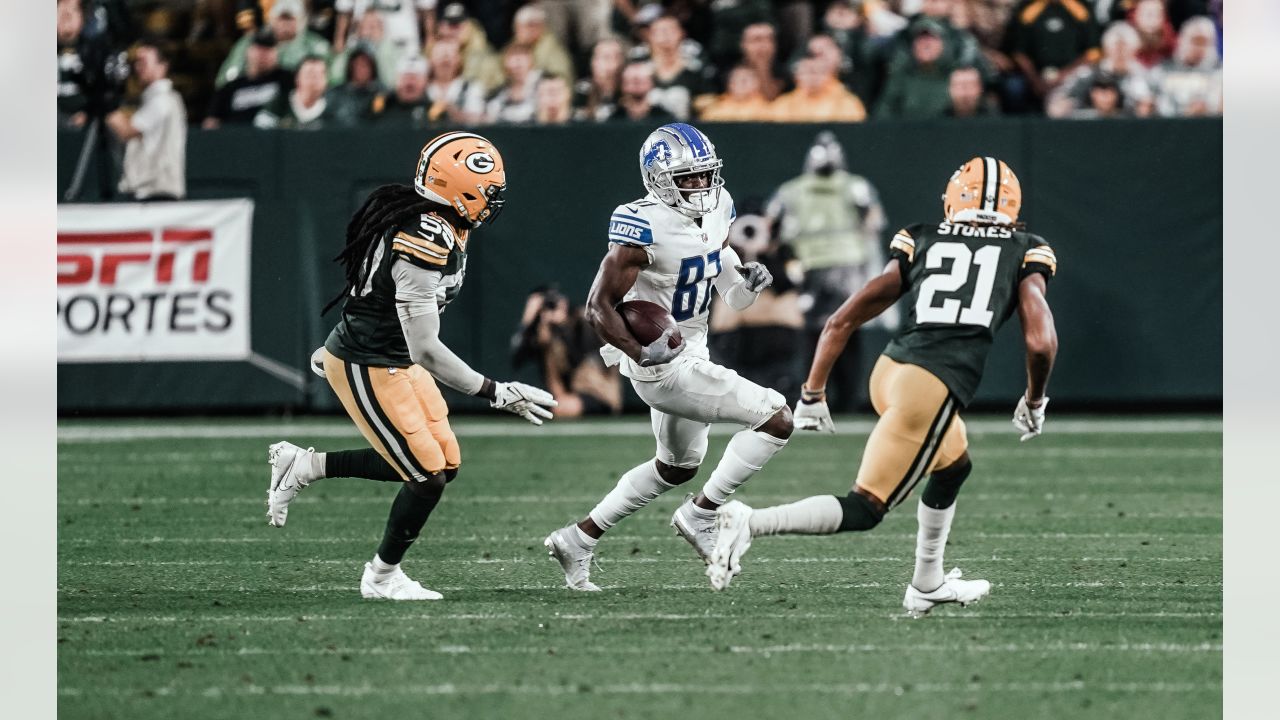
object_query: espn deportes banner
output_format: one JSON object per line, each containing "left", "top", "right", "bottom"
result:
{"left": 57, "top": 199, "right": 253, "bottom": 362}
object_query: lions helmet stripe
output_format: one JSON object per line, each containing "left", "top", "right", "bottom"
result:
{"left": 664, "top": 123, "right": 710, "bottom": 159}
{"left": 982, "top": 156, "right": 999, "bottom": 213}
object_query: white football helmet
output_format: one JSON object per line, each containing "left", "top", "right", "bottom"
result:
{"left": 639, "top": 123, "right": 724, "bottom": 218}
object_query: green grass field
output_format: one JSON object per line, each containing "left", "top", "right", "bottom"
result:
{"left": 57, "top": 416, "right": 1222, "bottom": 720}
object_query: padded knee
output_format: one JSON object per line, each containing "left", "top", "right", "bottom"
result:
{"left": 921, "top": 458, "right": 972, "bottom": 510}
{"left": 836, "top": 491, "right": 885, "bottom": 532}
{"left": 655, "top": 459, "right": 698, "bottom": 485}
{"left": 443, "top": 467, "right": 459, "bottom": 484}
{"left": 407, "top": 471, "right": 447, "bottom": 501}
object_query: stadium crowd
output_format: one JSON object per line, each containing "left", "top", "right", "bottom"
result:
{"left": 59, "top": 0, "right": 1223, "bottom": 130}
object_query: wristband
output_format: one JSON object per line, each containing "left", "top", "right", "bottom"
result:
{"left": 801, "top": 385, "right": 826, "bottom": 404}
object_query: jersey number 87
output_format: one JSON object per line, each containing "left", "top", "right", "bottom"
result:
{"left": 672, "top": 250, "right": 722, "bottom": 321}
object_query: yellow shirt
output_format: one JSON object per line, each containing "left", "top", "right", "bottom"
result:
{"left": 770, "top": 81, "right": 868, "bottom": 123}
{"left": 699, "top": 95, "right": 775, "bottom": 122}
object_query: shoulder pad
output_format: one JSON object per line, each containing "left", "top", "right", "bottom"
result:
{"left": 888, "top": 226, "right": 917, "bottom": 262}
{"left": 608, "top": 204, "right": 654, "bottom": 247}
{"left": 1022, "top": 237, "right": 1057, "bottom": 277}
{"left": 390, "top": 213, "right": 456, "bottom": 268}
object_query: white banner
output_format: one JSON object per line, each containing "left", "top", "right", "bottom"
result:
{"left": 57, "top": 199, "right": 253, "bottom": 362}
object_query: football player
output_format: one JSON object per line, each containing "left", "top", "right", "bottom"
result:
{"left": 265, "top": 132, "right": 557, "bottom": 601}
{"left": 543, "top": 123, "right": 793, "bottom": 591}
{"left": 706, "top": 157, "right": 1059, "bottom": 617}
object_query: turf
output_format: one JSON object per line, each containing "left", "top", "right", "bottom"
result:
{"left": 57, "top": 417, "right": 1222, "bottom": 720}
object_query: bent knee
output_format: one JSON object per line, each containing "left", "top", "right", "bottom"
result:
{"left": 655, "top": 459, "right": 698, "bottom": 485}
{"left": 407, "top": 471, "right": 447, "bottom": 498}
{"left": 759, "top": 405, "right": 793, "bottom": 440}
{"left": 837, "top": 489, "right": 885, "bottom": 532}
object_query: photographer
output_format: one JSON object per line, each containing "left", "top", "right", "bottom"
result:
{"left": 105, "top": 41, "right": 187, "bottom": 200}
{"left": 510, "top": 288, "right": 621, "bottom": 418}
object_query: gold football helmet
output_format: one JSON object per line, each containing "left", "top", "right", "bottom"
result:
{"left": 943, "top": 156, "right": 1022, "bottom": 225}
{"left": 414, "top": 131, "right": 507, "bottom": 227}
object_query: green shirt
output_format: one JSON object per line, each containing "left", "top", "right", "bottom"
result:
{"left": 326, "top": 212, "right": 470, "bottom": 367}
{"left": 882, "top": 221, "right": 1057, "bottom": 406}
{"left": 768, "top": 171, "right": 881, "bottom": 271}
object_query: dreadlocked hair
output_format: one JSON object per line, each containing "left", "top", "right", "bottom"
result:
{"left": 322, "top": 184, "right": 444, "bottom": 316}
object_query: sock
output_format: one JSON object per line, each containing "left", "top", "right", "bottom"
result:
{"left": 700, "top": 430, "right": 788, "bottom": 506}
{"left": 587, "top": 460, "right": 675, "bottom": 531}
{"left": 911, "top": 500, "right": 956, "bottom": 592}
{"left": 325, "top": 448, "right": 402, "bottom": 482}
{"left": 748, "top": 495, "right": 843, "bottom": 536}
{"left": 573, "top": 526, "right": 598, "bottom": 548}
{"left": 376, "top": 480, "right": 445, "bottom": 565}
{"left": 370, "top": 553, "right": 397, "bottom": 577}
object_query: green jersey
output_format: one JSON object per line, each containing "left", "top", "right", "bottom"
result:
{"left": 882, "top": 221, "right": 1057, "bottom": 406}
{"left": 325, "top": 211, "right": 470, "bottom": 367}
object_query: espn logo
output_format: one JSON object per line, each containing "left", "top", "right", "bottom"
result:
{"left": 57, "top": 229, "right": 214, "bottom": 286}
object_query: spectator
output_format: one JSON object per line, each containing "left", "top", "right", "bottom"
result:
{"left": 510, "top": 287, "right": 622, "bottom": 418}
{"left": 326, "top": 47, "right": 385, "bottom": 126}
{"left": 106, "top": 41, "right": 186, "bottom": 201}
{"left": 645, "top": 15, "right": 711, "bottom": 120}
{"left": 485, "top": 44, "right": 543, "bottom": 124}
{"left": 885, "top": 0, "right": 986, "bottom": 70}
{"left": 771, "top": 57, "right": 868, "bottom": 122}
{"left": 217, "top": 0, "right": 331, "bottom": 88}
{"left": 737, "top": 23, "right": 786, "bottom": 101}
{"left": 204, "top": 28, "right": 294, "bottom": 128}
{"left": 508, "top": 4, "right": 575, "bottom": 84}
{"left": 1129, "top": 0, "right": 1177, "bottom": 68}
{"left": 704, "top": 0, "right": 772, "bottom": 71}
{"left": 1048, "top": 22, "right": 1154, "bottom": 117}
{"left": 329, "top": 11, "right": 404, "bottom": 89}
{"left": 1066, "top": 72, "right": 1131, "bottom": 119}
{"left": 424, "top": 38, "right": 486, "bottom": 123}
{"left": 823, "top": 0, "right": 878, "bottom": 101}
{"left": 434, "top": 3, "right": 504, "bottom": 94}
{"left": 875, "top": 19, "right": 954, "bottom": 119}
{"left": 806, "top": 33, "right": 857, "bottom": 93}
{"left": 699, "top": 65, "right": 774, "bottom": 121}
{"left": 607, "top": 61, "right": 675, "bottom": 122}
{"left": 255, "top": 55, "right": 335, "bottom": 128}
{"left": 945, "top": 64, "right": 1000, "bottom": 116}
{"left": 950, "top": 0, "right": 1019, "bottom": 60}
{"left": 535, "top": 75, "right": 574, "bottom": 124}
{"left": 573, "top": 37, "right": 625, "bottom": 121}
{"left": 625, "top": 4, "right": 706, "bottom": 66}
{"left": 537, "top": 0, "right": 613, "bottom": 56}
{"left": 58, "top": 0, "right": 95, "bottom": 128}
{"left": 766, "top": 131, "right": 888, "bottom": 412}
{"left": 1152, "top": 16, "right": 1221, "bottom": 116}
{"left": 333, "top": 0, "right": 433, "bottom": 53}
{"left": 371, "top": 54, "right": 431, "bottom": 125}
{"left": 1008, "top": 0, "right": 1100, "bottom": 103}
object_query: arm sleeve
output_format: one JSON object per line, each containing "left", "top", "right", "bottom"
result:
{"left": 713, "top": 244, "right": 756, "bottom": 311}
{"left": 393, "top": 259, "right": 486, "bottom": 395}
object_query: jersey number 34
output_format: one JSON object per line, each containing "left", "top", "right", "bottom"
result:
{"left": 915, "top": 242, "right": 1001, "bottom": 327}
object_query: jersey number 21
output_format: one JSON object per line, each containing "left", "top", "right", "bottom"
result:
{"left": 915, "top": 242, "right": 1001, "bottom": 327}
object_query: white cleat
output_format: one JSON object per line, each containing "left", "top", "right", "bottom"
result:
{"left": 706, "top": 500, "right": 754, "bottom": 591}
{"left": 903, "top": 567, "right": 991, "bottom": 618}
{"left": 543, "top": 526, "right": 601, "bottom": 591}
{"left": 671, "top": 496, "right": 718, "bottom": 564}
{"left": 359, "top": 562, "right": 443, "bottom": 601}
{"left": 266, "top": 441, "right": 317, "bottom": 527}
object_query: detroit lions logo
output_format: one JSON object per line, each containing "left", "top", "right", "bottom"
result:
{"left": 642, "top": 140, "right": 671, "bottom": 170}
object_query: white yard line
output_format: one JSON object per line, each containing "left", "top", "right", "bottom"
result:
{"left": 56, "top": 680, "right": 1220, "bottom": 698}
{"left": 60, "top": 556, "right": 1218, "bottom": 568}
{"left": 57, "top": 417, "right": 1223, "bottom": 442}
{"left": 69, "top": 640, "right": 1222, "bottom": 659}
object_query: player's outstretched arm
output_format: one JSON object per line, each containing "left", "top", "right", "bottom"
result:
{"left": 1013, "top": 273, "right": 1057, "bottom": 440}
{"left": 804, "top": 261, "right": 904, "bottom": 393}
{"left": 713, "top": 243, "right": 772, "bottom": 311}
{"left": 585, "top": 244, "right": 682, "bottom": 365}
{"left": 394, "top": 261, "right": 557, "bottom": 425}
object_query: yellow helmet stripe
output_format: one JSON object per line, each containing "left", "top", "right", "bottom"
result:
{"left": 982, "top": 156, "right": 999, "bottom": 213}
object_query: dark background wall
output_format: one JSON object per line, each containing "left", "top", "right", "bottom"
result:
{"left": 57, "top": 118, "right": 1223, "bottom": 413}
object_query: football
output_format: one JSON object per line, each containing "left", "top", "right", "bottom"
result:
{"left": 617, "top": 300, "right": 682, "bottom": 347}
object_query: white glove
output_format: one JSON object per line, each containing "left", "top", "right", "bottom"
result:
{"left": 1012, "top": 395, "right": 1048, "bottom": 442}
{"left": 735, "top": 263, "right": 773, "bottom": 293}
{"left": 638, "top": 327, "right": 685, "bottom": 367}
{"left": 794, "top": 398, "right": 836, "bottom": 434}
{"left": 491, "top": 381, "right": 558, "bottom": 426}
{"left": 309, "top": 347, "right": 327, "bottom": 378}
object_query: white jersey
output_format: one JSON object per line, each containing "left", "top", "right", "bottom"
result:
{"left": 600, "top": 190, "right": 737, "bottom": 380}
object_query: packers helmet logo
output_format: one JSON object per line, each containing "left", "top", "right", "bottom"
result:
{"left": 464, "top": 151, "right": 496, "bottom": 174}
